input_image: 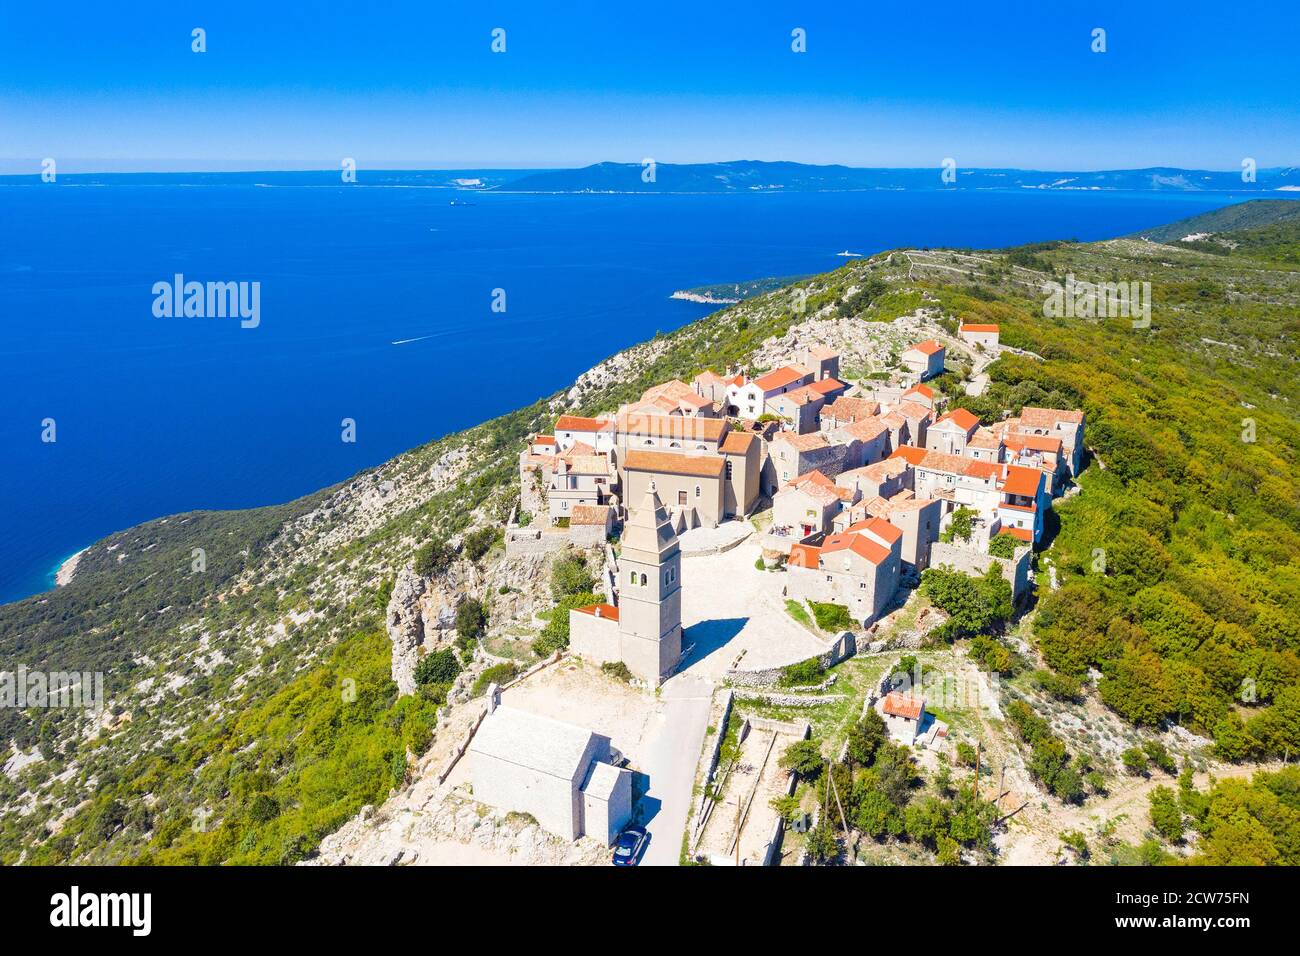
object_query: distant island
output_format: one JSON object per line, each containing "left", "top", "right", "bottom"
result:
{"left": 671, "top": 274, "right": 812, "bottom": 304}
{"left": 499, "top": 160, "right": 1300, "bottom": 194}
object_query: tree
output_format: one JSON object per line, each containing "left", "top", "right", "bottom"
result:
{"left": 804, "top": 820, "right": 840, "bottom": 864}
{"left": 413, "top": 539, "right": 454, "bottom": 578}
{"left": 1149, "top": 786, "right": 1184, "bottom": 843}
{"left": 550, "top": 554, "right": 595, "bottom": 600}
{"left": 941, "top": 507, "right": 978, "bottom": 544}
{"left": 414, "top": 648, "right": 460, "bottom": 686}
{"left": 988, "top": 533, "right": 1019, "bottom": 559}
{"left": 462, "top": 527, "right": 501, "bottom": 563}
{"left": 846, "top": 710, "right": 888, "bottom": 768}
{"left": 455, "top": 597, "right": 488, "bottom": 641}
{"left": 855, "top": 785, "right": 903, "bottom": 839}
{"left": 779, "top": 740, "right": 825, "bottom": 780}
{"left": 904, "top": 796, "right": 950, "bottom": 849}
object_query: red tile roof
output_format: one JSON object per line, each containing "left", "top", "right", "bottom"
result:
{"left": 1000, "top": 527, "right": 1034, "bottom": 543}
{"left": 908, "top": 340, "right": 945, "bottom": 356}
{"left": 622, "top": 449, "right": 726, "bottom": 478}
{"left": 847, "top": 516, "right": 903, "bottom": 546}
{"left": 935, "top": 408, "right": 980, "bottom": 432}
{"left": 788, "top": 543, "right": 820, "bottom": 568}
{"left": 532, "top": 434, "right": 556, "bottom": 445}
{"left": 820, "top": 531, "right": 891, "bottom": 566}
{"left": 555, "top": 415, "right": 613, "bottom": 433}
{"left": 889, "top": 446, "right": 928, "bottom": 466}
{"left": 882, "top": 692, "right": 924, "bottom": 720}
{"left": 808, "top": 377, "right": 847, "bottom": 396}
{"left": 903, "top": 383, "right": 934, "bottom": 399}
{"left": 720, "top": 431, "right": 756, "bottom": 455}
{"left": 574, "top": 603, "right": 619, "bottom": 622}
{"left": 959, "top": 323, "right": 999, "bottom": 333}
{"left": 615, "top": 414, "right": 727, "bottom": 442}
{"left": 753, "top": 366, "right": 809, "bottom": 392}
{"left": 1000, "top": 464, "right": 1043, "bottom": 497}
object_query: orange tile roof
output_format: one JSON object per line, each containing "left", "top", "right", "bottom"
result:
{"left": 788, "top": 543, "right": 820, "bottom": 568}
{"left": 808, "top": 377, "right": 847, "bottom": 396}
{"left": 569, "top": 504, "right": 613, "bottom": 526}
{"left": 1004, "top": 434, "right": 1063, "bottom": 454}
{"left": 753, "top": 365, "right": 809, "bottom": 392}
{"left": 908, "top": 340, "right": 945, "bottom": 356}
{"left": 788, "top": 470, "right": 855, "bottom": 504}
{"left": 615, "top": 414, "right": 727, "bottom": 442}
{"left": 1000, "top": 464, "right": 1043, "bottom": 498}
{"left": 882, "top": 692, "right": 924, "bottom": 720}
{"left": 847, "top": 516, "right": 903, "bottom": 546}
{"left": 720, "top": 431, "right": 755, "bottom": 455}
{"left": 894, "top": 400, "right": 932, "bottom": 422}
{"left": 840, "top": 418, "right": 890, "bottom": 442}
{"left": 574, "top": 603, "right": 619, "bottom": 622}
{"left": 555, "top": 415, "right": 613, "bottom": 433}
{"left": 825, "top": 396, "right": 880, "bottom": 422}
{"left": 960, "top": 323, "right": 999, "bottom": 333}
{"left": 532, "top": 434, "right": 556, "bottom": 445}
{"left": 821, "top": 531, "right": 891, "bottom": 566}
{"left": 1018, "top": 406, "right": 1084, "bottom": 428}
{"left": 935, "top": 408, "right": 980, "bottom": 432}
{"left": 1000, "top": 527, "right": 1034, "bottom": 543}
{"left": 772, "top": 431, "right": 832, "bottom": 453}
{"left": 622, "top": 448, "right": 725, "bottom": 478}
{"left": 903, "top": 383, "right": 934, "bottom": 399}
{"left": 889, "top": 446, "right": 928, "bottom": 466}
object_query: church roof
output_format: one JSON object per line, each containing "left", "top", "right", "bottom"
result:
{"left": 620, "top": 490, "right": 679, "bottom": 556}
{"left": 469, "top": 705, "right": 598, "bottom": 784}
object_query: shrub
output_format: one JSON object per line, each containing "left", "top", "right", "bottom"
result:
{"left": 462, "top": 527, "right": 501, "bottom": 563}
{"left": 940, "top": 507, "right": 978, "bottom": 544}
{"left": 601, "top": 661, "right": 633, "bottom": 683}
{"left": 550, "top": 554, "right": 595, "bottom": 600}
{"left": 471, "top": 662, "right": 519, "bottom": 697}
{"left": 531, "top": 590, "right": 602, "bottom": 655}
{"left": 1121, "top": 747, "right": 1149, "bottom": 775}
{"left": 810, "top": 601, "right": 854, "bottom": 631}
{"left": 1142, "top": 740, "right": 1177, "bottom": 775}
{"left": 988, "top": 533, "right": 1019, "bottom": 559}
{"left": 780, "top": 657, "right": 826, "bottom": 687}
{"left": 413, "top": 539, "right": 455, "bottom": 578}
{"left": 1149, "top": 786, "right": 1184, "bottom": 843}
{"left": 414, "top": 649, "right": 460, "bottom": 686}
{"left": 1031, "top": 669, "right": 1083, "bottom": 702}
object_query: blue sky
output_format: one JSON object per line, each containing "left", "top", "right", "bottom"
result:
{"left": 1, "top": 1, "right": 1297, "bottom": 171}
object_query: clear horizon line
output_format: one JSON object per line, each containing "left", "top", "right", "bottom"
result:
{"left": 1, "top": 158, "right": 1296, "bottom": 176}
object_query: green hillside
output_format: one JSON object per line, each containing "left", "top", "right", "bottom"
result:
{"left": 1128, "top": 197, "right": 1300, "bottom": 245}
{"left": 3, "top": 211, "right": 1298, "bottom": 865}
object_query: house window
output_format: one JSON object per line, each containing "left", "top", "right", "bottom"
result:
{"left": 629, "top": 571, "right": 637, "bottom": 585}
{"left": 859, "top": 582, "right": 867, "bottom": 589}
{"left": 639, "top": 573, "right": 647, "bottom": 586}
{"left": 826, "top": 575, "right": 833, "bottom": 582}
{"left": 678, "top": 490, "right": 687, "bottom": 506}
{"left": 725, "top": 460, "right": 733, "bottom": 479}
{"left": 695, "top": 485, "right": 701, "bottom": 498}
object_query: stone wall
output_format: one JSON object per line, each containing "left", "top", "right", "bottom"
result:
{"left": 723, "top": 630, "right": 856, "bottom": 687}
{"left": 929, "top": 540, "right": 1032, "bottom": 601}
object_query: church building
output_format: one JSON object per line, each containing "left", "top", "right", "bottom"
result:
{"left": 569, "top": 489, "right": 683, "bottom": 686}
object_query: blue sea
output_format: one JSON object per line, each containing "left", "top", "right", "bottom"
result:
{"left": 0, "top": 179, "right": 1273, "bottom": 603}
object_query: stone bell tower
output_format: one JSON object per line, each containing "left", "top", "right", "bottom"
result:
{"left": 617, "top": 490, "right": 683, "bottom": 686}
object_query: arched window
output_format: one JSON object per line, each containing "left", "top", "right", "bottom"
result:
{"left": 629, "top": 570, "right": 637, "bottom": 585}
{"left": 639, "top": 573, "right": 647, "bottom": 586}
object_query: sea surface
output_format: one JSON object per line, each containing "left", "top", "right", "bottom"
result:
{"left": 0, "top": 180, "right": 1272, "bottom": 603}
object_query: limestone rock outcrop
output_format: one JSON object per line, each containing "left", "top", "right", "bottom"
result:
{"left": 387, "top": 565, "right": 428, "bottom": 696}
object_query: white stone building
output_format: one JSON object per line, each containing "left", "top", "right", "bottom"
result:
{"left": 468, "top": 701, "right": 633, "bottom": 845}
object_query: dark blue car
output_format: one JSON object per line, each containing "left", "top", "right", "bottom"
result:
{"left": 611, "top": 825, "right": 648, "bottom": 866}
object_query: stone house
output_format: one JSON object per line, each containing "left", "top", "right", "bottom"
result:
{"left": 901, "top": 340, "right": 946, "bottom": 380}
{"left": 958, "top": 323, "right": 1000, "bottom": 348}
{"left": 926, "top": 408, "right": 981, "bottom": 456}
{"left": 880, "top": 692, "right": 926, "bottom": 745}
{"left": 554, "top": 414, "right": 617, "bottom": 453}
{"left": 768, "top": 430, "right": 846, "bottom": 492}
{"left": 786, "top": 518, "right": 902, "bottom": 625}
{"left": 772, "top": 470, "right": 858, "bottom": 539}
{"left": 621, "top": 449, "right": 726, "bottom": 529}
{"left": 468, "top": 701, "right": 632, "bottom": 845}
{"left": 547, "top": 453, "right": 616, "bottom": 524}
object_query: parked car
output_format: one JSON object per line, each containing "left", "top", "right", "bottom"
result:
{"left": 611, "top": 825, "right": 648, "bottom": 866}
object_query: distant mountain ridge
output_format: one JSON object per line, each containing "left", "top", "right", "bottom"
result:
{"left": 500, "top": 160, "right": 1300, "bottom": 194}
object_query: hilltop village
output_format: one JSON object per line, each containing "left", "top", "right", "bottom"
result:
{"left": 360, "top": 319, "right": 1085, "bottom": 864}
{"left": 515, "top": 326, "right": 1082, "bottom": 682}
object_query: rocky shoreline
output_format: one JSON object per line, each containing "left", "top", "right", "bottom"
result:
{"left": 54, "top": 549, "right": 85, "bottom": 587}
